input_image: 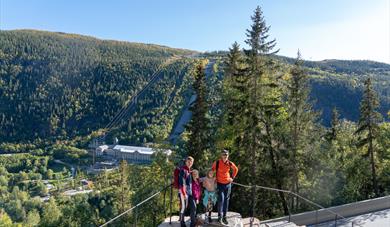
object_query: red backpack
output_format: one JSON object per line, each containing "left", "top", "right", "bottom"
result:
{"left": 173, "top": 160, "right": 185, "bottom": 189}
{"left": 173, "top": 166, "right": 181, "bottom": 189}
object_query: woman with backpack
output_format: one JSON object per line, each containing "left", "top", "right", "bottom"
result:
{"left": 177, "top": 156, "right": 195, "bottom": 227}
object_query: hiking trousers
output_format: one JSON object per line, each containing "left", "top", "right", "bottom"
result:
{"left": 188, "top": 195, "right": 197, "bottom": 227}
{"left": 217, "top": 182, "right": 231, "bottom": 217}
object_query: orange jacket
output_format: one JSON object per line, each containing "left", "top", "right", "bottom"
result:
{"left": 212, "top": 159, "right": 238, "bottom": 184}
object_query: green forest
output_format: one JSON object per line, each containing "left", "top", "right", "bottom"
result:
{"left": 1, "top": 5, "right": 390, "bottom": 227}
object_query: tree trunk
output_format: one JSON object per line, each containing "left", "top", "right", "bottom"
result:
{"left": 368, "top": 126, "right": 378, "bottom": 196}
{"left": 266, "top": 123, "right": 289, "bottom": 215}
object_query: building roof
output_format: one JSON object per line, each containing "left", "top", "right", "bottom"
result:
{"left": 112, "top": 145, "right": 172, "bottom": 155}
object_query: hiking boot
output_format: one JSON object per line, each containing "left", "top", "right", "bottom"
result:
{"left": 179, "top": 213, "right": 186, "bottom": 227}
{"left": 218, "top": 216, "right": 223, "bottom": 224}
{"left": 222, "top": 216, "right": 229, "bottom": 225}
{"left": 208, "top": 216, "right": 212, "bottom": 223}
{"left": 207, "top": 211, "right": 212, "bottom": 223}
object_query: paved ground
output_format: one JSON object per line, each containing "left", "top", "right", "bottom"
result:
{"left": 308, "top": 208, "right": 390, "bottom": 227}
{"left": 159, "top": 212, "right": 243, "bottom": 227}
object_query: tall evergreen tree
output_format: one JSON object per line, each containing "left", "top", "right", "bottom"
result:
{"left": 355, "top": 78, "right": 382, "bottom": 196}
{"left": 218, "top": 42, "right": 247, "bottom": 149}
{"left": 186, "top": 61, "right": 210, "bottom": 168}
{"left": 229, "top": 5, "right": 285, "bottom": 217}
{"left": 245, "top": 6, "right": 278, "bottom": 57}
{"left": 225, "top": 42, "right": 242, "bottom": 127}
{"left": 243, "top": 5, "right": 278, "bottom": 178}
{"left": 286, "top": 51, "right": 318, "bottom": 210}
{"left": 327, "top": 107, "right": 340, "bottom": 141}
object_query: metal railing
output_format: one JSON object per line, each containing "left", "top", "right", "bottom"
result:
{"left": 99, "top": 180, "right": 357, "bottom": 227}
{"left": 99, "top": 183, "right": 172, "bottom": 227}
{"left": 232, "top": 182, "right": 355, "bottom": 227}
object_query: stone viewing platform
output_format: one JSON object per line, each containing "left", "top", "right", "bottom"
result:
{"left": 158, "top": 212, "right": 300, "bottom": 227}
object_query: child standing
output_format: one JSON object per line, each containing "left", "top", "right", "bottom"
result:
{"left": 201, "top": 169, "right": 217, "bottom": 223}
{"left": 190, "top": 169, "right": 202, "bottom": 227}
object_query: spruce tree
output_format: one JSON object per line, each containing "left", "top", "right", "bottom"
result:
{"left": 286, "top": 51, "right": 317, "bottom": 210}
{"left": 244, "top": 5, "right": 279, "bottom": 174}
{"left": 219, "top": 42, "right": 246, "bottom": 147}
{"left": 186, "top": 61, "right": 209, "bottom": 168}
{"left": 355, "top": 78, "right": 382, "bottom": 197}
{"left": 245, "top": 6, "right": 278, "bottom": 57}
{"left": 328, "top": 107, "right": 340, "bottom": 141}
{"left": 235, "top": 5, "right": 283, "bottom": 217}
{"left": 225, "top": 42, "right": 242, "bottom": 126}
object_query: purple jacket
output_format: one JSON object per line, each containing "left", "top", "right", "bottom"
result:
{"left": 192, "top": 178, "right": 202, "bottom": 200}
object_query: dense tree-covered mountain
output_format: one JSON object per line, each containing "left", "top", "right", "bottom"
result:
{"left": 276, "top": 56, "right": 390, "bottom": 124}
{"left": 205, "top": 52, "right": 390, "bottom": 125}
{"left": 0, "top": 30, "right": 389, "bottom": 146}
{"left": 0, "top": 30, "right": 196, "bottom": 145}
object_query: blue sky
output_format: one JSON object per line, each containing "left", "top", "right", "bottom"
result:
{"left": 1, "top": 0, "right": 389, "bottom": 63}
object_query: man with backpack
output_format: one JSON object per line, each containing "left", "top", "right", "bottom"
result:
{"left": 212, "top": 149, "right": 238, "bottom": 225}
{"left": 176, "top": 156, "right": 194, "bottom": 227}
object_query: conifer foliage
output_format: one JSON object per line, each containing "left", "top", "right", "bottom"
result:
{"left": 355, "top": 78, "right": 383, "bottom": 196}
{"left": 186, "top": 61, "right": 210, "bottom": 168}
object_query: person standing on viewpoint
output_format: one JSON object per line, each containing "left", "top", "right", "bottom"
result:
{"left": 178, "top": 156, "right": 194, "bottom": 227}
{"left": 212, "top": 149, "right": 238, "bottom": 225}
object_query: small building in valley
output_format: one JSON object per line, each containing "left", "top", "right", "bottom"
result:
{"left": 95, "top": 144, "right": 171, "bottom": 164}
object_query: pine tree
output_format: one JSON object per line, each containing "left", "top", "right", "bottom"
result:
{"left": 225, "top": 42, "right": 243, "bottom": 125}
{"left": 234, "top": 5, "right": 284, "bottom": 217}
{"left": 328, "top": 107, "right": 340, "bottom": 141}
{"left": 286, "top": 51, "right": 318, "bottom": 210}
{"left": 243, "top": 5, "right": 279, "bottom": 180}
{"left": 245, "top": 6, "right": 278, "bottom": 57}
{"left": 186, "top": 61, "right": 210, "bottom": 168}
{"left": 218, "top": 42, "right": 246, "bottom": 149}
{"left": 355, "top": 78, "right": 382, "bottom": 197}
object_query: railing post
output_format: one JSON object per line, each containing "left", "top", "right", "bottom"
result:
{"left": 169, "top": 180, "right": 173, "bottom": 224}
{"left": 334, "top": 214, "right": 337, "bottom": 227}
{"left": 315, "top": 210, "right": 318, "bottom": 226}
{"left": 134, "top": 206, "right": 138, "bottom": 227}
{"left": 287, "top": 194, "right": 291, "bottom": 223}
{"left": 163, "top": 184, "right": 167, "bottom": 218}
{"left": 250, "top": 185, "right": 256, "bottom": 227}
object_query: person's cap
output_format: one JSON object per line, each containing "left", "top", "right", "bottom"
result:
{"left": 221, "top": 149, "right": 229, "bottom": 155}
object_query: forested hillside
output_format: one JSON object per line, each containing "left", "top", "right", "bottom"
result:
{"left": 0, "top": 30, "right": 196, "bottom": 146}
{"left": 281, "top": 57, "right": 390, "bottom": 124}
{"left": 205, "top": 52, "right": 390, "bottom": 125}
{"left": 1, "top": 30, "right": 388, "bottom": 148}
